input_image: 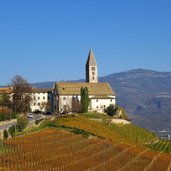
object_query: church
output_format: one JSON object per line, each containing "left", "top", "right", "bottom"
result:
{"left": 53, "top": 49, "right": 116, "bottom": 113}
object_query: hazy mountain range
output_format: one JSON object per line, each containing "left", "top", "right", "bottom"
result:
{"left": 99, "top": 69, "right": 171, "bottom": 133}
{"left": 1, "top": 69, "right": 171, "bottom": 134}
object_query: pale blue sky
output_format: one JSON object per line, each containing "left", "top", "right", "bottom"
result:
{"left": 0, "top": 0, "right": 171, "bottom": 85}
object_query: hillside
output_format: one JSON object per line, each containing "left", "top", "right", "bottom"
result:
{"left": 0, "top": 114, "right": 171, "bottom": 171}
{"left": 31, "top": 69, "right": 171, "bottom": 134}
{"left": 99, "top": 69, "right": 171, "bottom": 133}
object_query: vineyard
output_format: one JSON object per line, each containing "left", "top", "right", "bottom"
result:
{"left": 0, "top": 128, "right": 171, "bottom": 171}
{"left": 150, "top": 139, "right": 171, "bottom": 153}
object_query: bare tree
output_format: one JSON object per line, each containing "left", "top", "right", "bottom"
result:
{"left": 40, "top": 102, "right": 50, "bottom": 112}
{"left": 11, "top": 75, "right": 33, "bottom": 113}
{"left": 72, "top": 95, "right": 80, "bottom": 112}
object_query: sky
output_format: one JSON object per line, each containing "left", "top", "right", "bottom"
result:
{"left": 0, "top": 0, "right": 171, "bottom": 85}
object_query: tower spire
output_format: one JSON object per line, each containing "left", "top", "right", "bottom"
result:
{"left": 86, "top": 49, "right": 98, "bottom": 83}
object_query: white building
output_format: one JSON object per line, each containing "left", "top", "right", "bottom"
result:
{"left": 53, "top": 49, "right": 116, "bottom": 113}
{"left": 30, "top": 88, "right": 53, "bottom": 113}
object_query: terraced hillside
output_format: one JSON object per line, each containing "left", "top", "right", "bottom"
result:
{"left": 0, "top": 114, "right": 171, "bottom": 171}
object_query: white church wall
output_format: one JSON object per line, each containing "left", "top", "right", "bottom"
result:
{"left": 58, "top": 95, "right": 116, "bottom": 113}
{"left": 91, "top": 97, "right": 116, "bottom": 112}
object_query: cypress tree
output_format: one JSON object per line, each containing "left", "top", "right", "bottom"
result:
{"left": 80, "top": 87, "right": 89, "bottom": 113}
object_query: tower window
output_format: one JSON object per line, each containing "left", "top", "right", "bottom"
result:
{"left": 92, "top": 76, "right": 94, "bottom": 80}
{"left": 92, "top": 72, "right": 95, "bottom": 75}
{"left": 91, "top": 67, "right": 95, "bottom": 71}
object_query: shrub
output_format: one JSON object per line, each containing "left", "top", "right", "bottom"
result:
{"left": 0, "top": 107, "right": 12, "bottom": 121}
{"left": 16, "top": 116, "right": 28, "bottom": 132}
{"left": 104, "top": 105, "right": 129, "bottom": 120}
{"left": 0, "top": 107, "right": 18, "bottom": 121}
{"left": 11, "top": 112, "right": 18, "bottom": 119}
{"left": 104, "top": 104, "right": 117, "bottom": 116}
{"left": 115, "top": 106, "right": 129, "bottom": 120}
{"left": 8, "top": 125, "right": 16, "bottom": 137}
{"left": 0, "top": 113, "right": 5, "bottom": 121}
{"left": 3, "top": 130, "right": 8, "bottom": 139}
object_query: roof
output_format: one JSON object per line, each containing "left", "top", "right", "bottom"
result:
{"left": 32, "top": 88, "right": 53, "bottom": 93}
{"left": 0, "top": 87, "right": 53, "bottom": 94}
{"left": 55, "top": 82, "right": 115, "bottom": 96}
{"left": 90, "top": 96, "right": 115, "bottom": 99}
{"left": 86, "top": 49, "right": 97, "bottom": 66}
{"left": 0, "top": 87, "right": 13, "bottom": 94}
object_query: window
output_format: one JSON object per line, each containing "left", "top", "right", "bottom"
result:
{"left": 34, "top": 103, "right": 36, "bottom": 106}
{"left": 91, "top": 67, "right": 95, "bottom": 71}
{"left": 111, "top": 99, "right": 113, "bottom": 102}
{"left": 104, "top": 105, "right": 106, "bottom": 108}
{"left": 43, "top": 97, "right": 45, "bottom": 100}
{"left": 96, "top": 99, "right": 98, "bottom": 102}
{"left": 38, "top": 103, "right": 40, "bottom": 106}
{"left": 96, "top": 106, "right": 99, "bottom": 109}
{"left": 38, "top": 97, "right": 40, "bottom": 100}
{"left": 92, "top": 76, "right": 94, "bottom": 80}
{"left": 63, "top": 97, "right": 66, "bottom": 100}
{"left": 92, "top": 72, "right": 95, "bottom": 75}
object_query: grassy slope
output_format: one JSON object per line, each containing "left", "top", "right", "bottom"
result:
{"left": 50, "top": 113, "right": 157, "bottom": 147}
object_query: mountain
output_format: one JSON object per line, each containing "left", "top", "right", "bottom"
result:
{"left": 99, "top": 69, "right": 171, "bottom": 133}
{"left": 31, "top": 69, "right": 171, "bottom": 133}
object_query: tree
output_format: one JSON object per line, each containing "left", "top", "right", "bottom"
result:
{"left": 0, "top": 93, "right": 12, "bottom": 109}
{"left": 11, "top": 75, "right": 33, "bottom": 113}
{"left": 80, "top": 87, "right": 89, "bottom": 113}
{"left": 104, "top": 104, "right": 117, "bottom": 116}
{"left": 72, "top": 96, "right": 80, "bottom": 112}
{"left": 104, "top": 105, "right": 129, "bottom": 120}
{"left": 8, "top": 125, "right": 16, "bottom": 137}
{"left": 0, "top": 107, "right": 12, "bottom": 121}
{"left": 40, "top": 102, "right": 50, "bottom": 112}
{"left": 3, "top": 130, "right": 8, "bottom": 139}
{"left": 16, "top": 116, "right": 28, "bottom": 132}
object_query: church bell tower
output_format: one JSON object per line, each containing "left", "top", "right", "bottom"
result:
{"left": 86, "top": 49, "right": 98, "bottom": 83}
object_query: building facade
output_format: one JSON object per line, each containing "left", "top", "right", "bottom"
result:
{"left": 30, "top": 88, "right": 53, "bottom": 113}
{"left": 0, "top": 87, "right": 53, "bottom": 113}
{"left": 54, "top": 49, "right": 116, "bottom": 113}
